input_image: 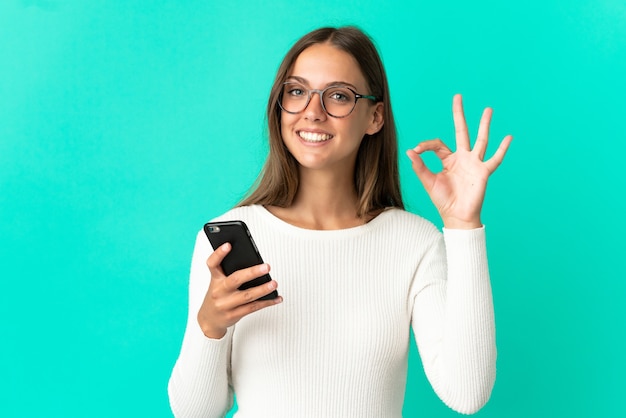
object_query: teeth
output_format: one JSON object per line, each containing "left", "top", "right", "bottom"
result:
{"left": 298, "top": 131, "right": 332, "bottom": 142}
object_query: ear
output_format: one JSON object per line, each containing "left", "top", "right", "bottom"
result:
{"left": 365, "top": 102, "right": 384, "bottom": 135}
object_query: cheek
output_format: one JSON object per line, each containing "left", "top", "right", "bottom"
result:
{"left": 280, "top": 112, "right": 296, "bottom": 136}
{"left": 347, "top": 113, "right": 373, "bottom": 137}
{"left": 279, "top": 115, "right": 298, "bottom": 154}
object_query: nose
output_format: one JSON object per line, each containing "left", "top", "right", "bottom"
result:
{"left": 303, "top": 91, "right": 327, "bottom": 121}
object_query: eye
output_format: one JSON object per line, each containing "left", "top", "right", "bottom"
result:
{"left": 285, "top": 84, "right": 307, "bottom": 97}
{"left": 326, "top": 88, "right": 353, "bottom": 103}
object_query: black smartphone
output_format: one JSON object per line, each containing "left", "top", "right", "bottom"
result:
{"left": 203, "top": 220, "right": 278, "bottom": 301}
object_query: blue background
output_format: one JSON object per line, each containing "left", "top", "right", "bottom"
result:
{"left": 1, "top": 0, "right": 625, "bottom": 416}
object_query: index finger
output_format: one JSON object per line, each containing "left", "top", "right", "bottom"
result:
{"left": 452, "top": 94, "right": 470, "bottom": 151}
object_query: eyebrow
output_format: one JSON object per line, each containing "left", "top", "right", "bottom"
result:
{"left": 285, "top": 75, "right": 359, "bottom": 91}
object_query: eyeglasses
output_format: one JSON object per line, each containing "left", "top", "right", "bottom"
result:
{"left": 278, "top": 82, "right": 380, "bottom": 118}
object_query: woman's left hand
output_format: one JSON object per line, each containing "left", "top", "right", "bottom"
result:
{"left": 406, "top": 94, "right": 512, "bottom": 229}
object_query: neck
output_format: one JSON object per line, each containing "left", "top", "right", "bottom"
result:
{"left": 268, "top": 166, "right": 364, "bottom": 230}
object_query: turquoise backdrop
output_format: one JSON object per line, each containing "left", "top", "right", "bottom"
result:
{"left": 2, "top": 0, "right": 625, "bottom": 416}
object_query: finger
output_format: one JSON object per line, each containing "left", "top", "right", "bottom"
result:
{"left": 234, "top": 280, "right": 280, "bottom": 306}
{"left": 228, "top": 294, "right": 283, "bottom": 322}
{"left": 216, "top": 277, "right": 280, "bottom": 311}
{"left": 474, "top": 107, "right": 493, "bottom": 160}
{"left": 206, "top": 243, "right": 230, "bottom": 276}
{"left": 406, "top": 149, "right": 436, "bottom": 190}
{"left": 452, "top": 94, "right": 470, "bottom": 151}
{"left": 412, "top": 139, "right": 453, "bottom": 163}
{"left": 225, "top": 263, "right": 271, "bottom": 292}
{"left": 484, "top": 135, "right": 513, "bottom": 173}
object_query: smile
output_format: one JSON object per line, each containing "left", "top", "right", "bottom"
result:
{"left": 297, "top": 131, "right": 333, "bottom": 143}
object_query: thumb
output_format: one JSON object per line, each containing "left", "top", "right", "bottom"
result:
{"left": 406, "top": 149, "right": 435, "bottom": 190}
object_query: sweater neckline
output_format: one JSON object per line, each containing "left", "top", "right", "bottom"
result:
{"left": 249, "top": 204, "right": 398, "bottom": 239}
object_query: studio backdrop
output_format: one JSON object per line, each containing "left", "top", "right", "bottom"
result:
{"left": 1, "top": 0, "right": 625, "bottom": 417}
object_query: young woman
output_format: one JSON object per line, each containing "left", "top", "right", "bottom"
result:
{"left": 168, "top": 26, "right": 512, "bottom": 417}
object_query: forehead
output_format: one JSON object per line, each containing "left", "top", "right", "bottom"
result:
{"left": 289, "top": 43, "right": 367, "bottom": 89}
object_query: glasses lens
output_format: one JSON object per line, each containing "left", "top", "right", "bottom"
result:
{"left": 280, "top": 83, "right": 309, "bottom": 114}
{"left": 323, "top": 86, "right": 356, "bottom": 117}
{"left": 278, "top": 83, "right": 358, "bottom": 117}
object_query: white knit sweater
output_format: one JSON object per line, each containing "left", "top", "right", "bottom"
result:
{"left": 168, "top": 205, "right": 496, "bottom": 417}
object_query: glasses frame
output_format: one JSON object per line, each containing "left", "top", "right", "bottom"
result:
{"left": 278, "top": 82, "right": 380, "bottom": 118}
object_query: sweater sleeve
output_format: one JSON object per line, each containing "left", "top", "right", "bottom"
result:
{"left": 168, "top": 230, "right": 234, "bottom": 418}
{"left": 410, "top": 227, "right": 496, "bottom": 415}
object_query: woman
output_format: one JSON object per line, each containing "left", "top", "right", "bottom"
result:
{"left": 168, "top": 26, "right": 512, "bottom": 417}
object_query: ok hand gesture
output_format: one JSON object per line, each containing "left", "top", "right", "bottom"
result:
{"left": 406, "top": 94, "right": 512, "bottom": 229}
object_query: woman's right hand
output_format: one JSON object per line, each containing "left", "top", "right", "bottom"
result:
{"left": 197, "top": 242, "right": 282, "bottom": 339}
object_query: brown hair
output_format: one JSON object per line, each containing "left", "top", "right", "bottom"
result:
{"left": 239, "top": 26, "right": 404, "bottom": 217}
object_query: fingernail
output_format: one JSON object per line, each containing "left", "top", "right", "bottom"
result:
{"left": 268, "top": 281, "right": 277, "bottom": 290}
{"left": 260, "top": 264, "right": 269, "bottom": 273}
{"left": 222, "top": 243, "right": 231, "bottom": 252}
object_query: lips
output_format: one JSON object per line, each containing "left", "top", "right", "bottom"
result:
{"left": 297, "top": 130, "right": 334, "bottom": 143}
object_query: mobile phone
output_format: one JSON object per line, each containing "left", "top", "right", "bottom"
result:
{"left": 203, "top": 220, "right": 278, "bottom": 301}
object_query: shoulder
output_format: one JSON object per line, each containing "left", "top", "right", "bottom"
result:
{"left": 367, "top": 208, "right": 442, "bottom": 251}
{"left": 378, "top": 208, "right": 440, "bottom": 236}
{"left": 206, "top": 205, "right": 273, "bottom": 237}
{"left": 209, "top": 205, "right": 264, "bottom": 223}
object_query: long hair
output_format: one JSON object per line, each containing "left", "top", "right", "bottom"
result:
{"left": 239, "top": 26, "right": 404, "bottom": 217}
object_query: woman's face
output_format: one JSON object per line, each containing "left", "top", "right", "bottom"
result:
{"left": 280, "top": 42, "right": 383, "bottom": 174}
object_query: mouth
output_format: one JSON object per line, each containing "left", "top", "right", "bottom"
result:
{"left": 297, "top": 130, "right": 334, "bottom": 143}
